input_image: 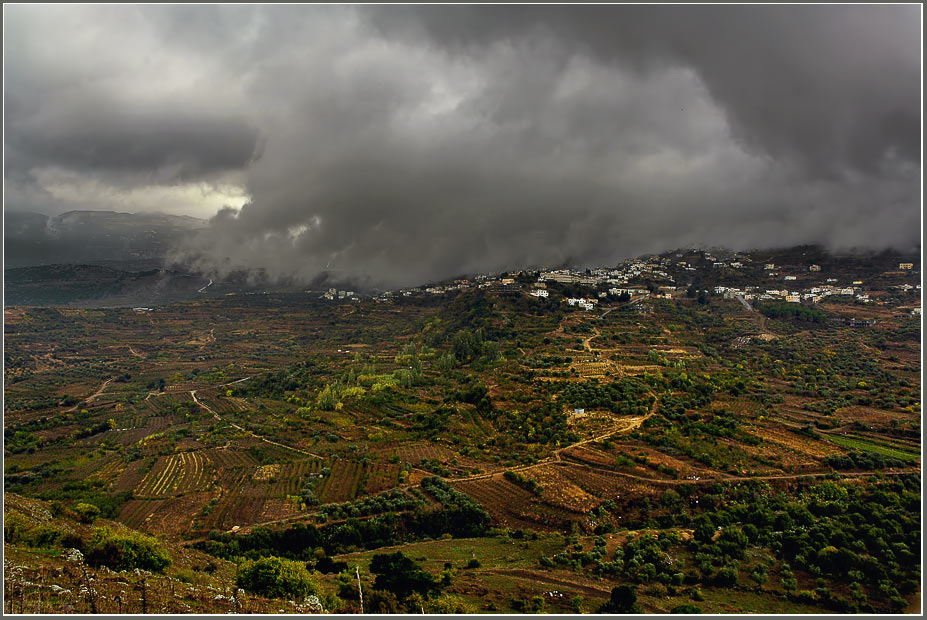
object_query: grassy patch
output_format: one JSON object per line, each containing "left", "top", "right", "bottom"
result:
{"left": 335, "top": 534, "right": 563, "bottom": 573}
{"left": 649, "top": 587, "right": 826, "bottom": 614}
{"left": 825, "top": 434, "right": 920, "bottom": 462}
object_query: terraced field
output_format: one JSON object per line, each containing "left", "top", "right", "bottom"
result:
{"left": 134, "top": 451, "right": 213, "bottom": 498}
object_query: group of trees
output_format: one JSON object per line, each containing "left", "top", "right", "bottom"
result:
{"left": 200, "top": 478, "right": 491, "bottom": 562}
{"left": 316, "top": 489, "right": 425, "bottom": 522}
{"left": 558, "top": 377, "right": 654, "bottom": 415}
{"left": 536, "top": 477, "right": 918, "bottom": 614}
{"left": 757, "top": 302, "right": 827, "bottom": 323}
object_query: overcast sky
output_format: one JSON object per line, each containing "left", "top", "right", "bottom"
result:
{"left": 4, "top": 5, "right": 921, "bottom": 287}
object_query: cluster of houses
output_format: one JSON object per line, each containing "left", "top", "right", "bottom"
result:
{"left": 322, "top": 288, "right": 355, "bottom": 301}
{"left": 567, "top": 297, "right": 598, "bottom": 310}
{"left": 713, "top": 283, "right": 871, "bottom": 304}
{"left": 362, "top": 251, "right": 919, "bottom": 312}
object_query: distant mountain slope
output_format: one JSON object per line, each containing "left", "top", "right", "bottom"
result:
{"left": 4, "top": 264, "right": 210, "bottom": 307}
{"left": 4, "top": 210, "right": 207, "bottom": 269}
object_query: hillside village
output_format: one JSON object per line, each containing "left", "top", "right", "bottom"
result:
{"left": 353, "top": 248, "right": 921, "bottom": 320}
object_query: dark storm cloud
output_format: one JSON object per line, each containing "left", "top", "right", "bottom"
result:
{"left": 3, "top": 4, "right": 259, "bottom": 201}
{"left": 4, "top": 5, "right": 920, "bottom": 287}
{"left": 369, "top": 5, "right": 921, "bottom": 178}
{"left": 6, "top": 104, "right": 259, "bottom": 182}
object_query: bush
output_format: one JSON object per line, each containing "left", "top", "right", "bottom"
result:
{"left": 428, "top": 594, "right": 476, "bottom": 613}
{"left": 370, "top": 551, "right": 438, "bottom": 599}
{"left": 74, "top": 502, "right": 101, "bottom": 523}
{"left": 598, "top": 585, "right": 641, "bottom": 614}
{"left": 4, "top": 510, "right": 30, "bottom": 544}
{"left": 366, "top": 589, "right": 401, "bottom": 614}
{"left": 237, "top": 556, "right": 322, "bottom": 599}
{"left": 85, "top": 526, "right": 171, "bottom": 572}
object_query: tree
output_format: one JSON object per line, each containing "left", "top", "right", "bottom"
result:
{"left": 714, "top": 564, "right": 739, "bottom": 587}
{"left": 598, "top": 585, "right": 641, "bottom": 614}
{"left": 750, "top": 565, "right": 769, "bottom": 587}
{"left": 693, "top": 514, "right": 715, "bottom": 543}
{"left": 370, "top": 551, "right": 438, "bottom": 600}
{"left": 718, "top": 526, "right": 749, "bottom": 559}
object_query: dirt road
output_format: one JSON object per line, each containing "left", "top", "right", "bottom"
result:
{"left": 64, "top": 377, "right": 115, "bottom": 412}
{"left": 190, "top": 390, "right": 324, "bottom": 460}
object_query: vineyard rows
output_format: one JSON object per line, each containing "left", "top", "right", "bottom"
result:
{"left": 317, "top": 461, "right": 365, "bottom": 504}
{"left": 398, "top": 443, "right": 457, "bottom": 463}
{"left": 135, "top": 451, "right": 212, "bottom": 498}
{"left": 204, "top": 448, "right": 259, "bottom": 469}
{"left": 265, "top": 459, "right": 324, "bottom": 496}
{"left": 118, "top": 499, "right": 166, "bottom": 529}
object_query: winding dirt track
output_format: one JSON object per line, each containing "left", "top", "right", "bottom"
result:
{"left": 64, "top": 377, "right": 115, "bottom": 412}
{"left": 189, "top": 389, "right": 324, "bottom": 460}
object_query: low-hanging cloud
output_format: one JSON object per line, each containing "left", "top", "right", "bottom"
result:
{"left": 5, "top": 5, "right": 920, "bottom": 287}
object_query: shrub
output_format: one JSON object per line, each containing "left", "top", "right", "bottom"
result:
{"left": 237, "top": 556, "right": 322, "bottom": 599}
{"left": 428, "top": 594, "right": 476, "bottom": 613}
{"left": 74, "top": 502, "right": 101, "bottom": 523}
{"left": 4, "top": 510, "right": 30, "bottom": 544}
{"left": 598, "top": 585, "right": 641, "bottom": 614}
{"left": 367, "top": 589, "right": 401, "bottom": 614}
{"left": 370, "top": 551, "right": 438, "bottom": 599}
{"left": 85, "top": 526, "right": 171, "bottom": 572}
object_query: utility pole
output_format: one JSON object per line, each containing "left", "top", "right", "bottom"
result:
{"left": 355, "top": 566, "right": 364, "bottom": 614}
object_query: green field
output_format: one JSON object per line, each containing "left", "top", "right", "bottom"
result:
{"left": 826, "top": 434, "right": 920, "bottom": 462}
